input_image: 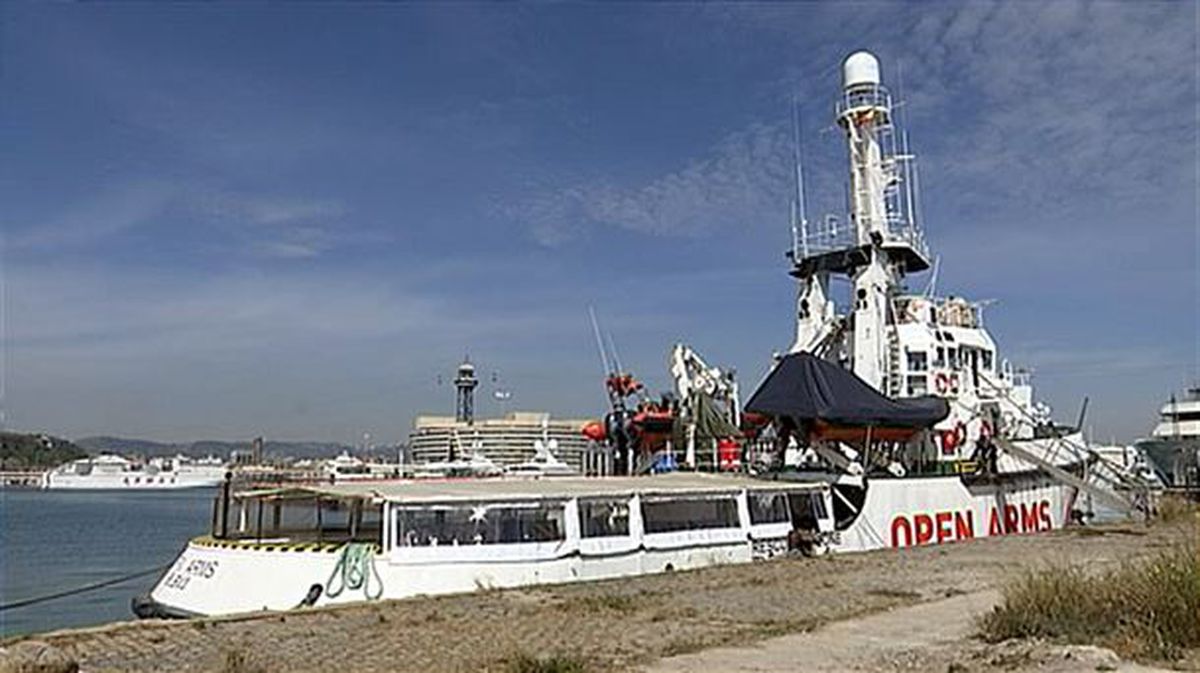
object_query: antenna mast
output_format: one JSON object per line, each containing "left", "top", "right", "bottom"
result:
{"left": 588, "top": 306, "right": 612, "bottom": 376}
{"left": 791, "top": 97, "right": 809, "bottom": 258}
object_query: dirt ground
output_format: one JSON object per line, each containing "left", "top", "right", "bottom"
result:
{"left": 7, "top": 520, "right": 1196, "bottom": 673}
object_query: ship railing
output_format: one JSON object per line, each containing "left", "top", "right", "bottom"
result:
{"left": 836, "top": 85, "right": 892, "bottom": 118}
{"left": 796, "top": 215, "right": 929, "bottom": 262}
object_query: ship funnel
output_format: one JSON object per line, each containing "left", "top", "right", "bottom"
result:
{"left": 843, "top": 51, "right": 880, "bottom": 89}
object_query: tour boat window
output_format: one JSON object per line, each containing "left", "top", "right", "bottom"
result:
{"left": 578, "top": 498, "right": 630, "bottom": 538}
{"left": 396, "top": 501, "right": 565, "bottom": 546}
{"left": 981, "top": 350, "right": 994, "bottom": 371}
{"left": 748, "top": 492, "right": 791, "bottom": 525}
{"left": 641, "top": 495, "right": 739, "bottom": 533}
{"left": 906, "top": 375, "right": 928, "bottom": 396}
{"left": 934, "top": 347, "right": 946, "bottom": 368}
{"left": 905, "top": 350, "right": 928, "bottom": 372}
{"left": 948, "top": 348, "right": 960, "bottom": 369}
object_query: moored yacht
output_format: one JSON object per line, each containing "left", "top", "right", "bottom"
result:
{"left": 1135, "top": 386, "right": 1200, "bottom": 487}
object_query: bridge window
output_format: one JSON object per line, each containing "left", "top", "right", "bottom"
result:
{"left": 906, "top": 375, "right": 928, "bottom": 396}
{"left": 905, "top": 350, "right": 928, "bottom": 372}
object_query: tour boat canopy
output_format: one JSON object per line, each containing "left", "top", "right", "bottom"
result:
{"left": 233, "top": 472, "right": 825, "bottom": 505}
{"left": 745, "top": 352, "right": 949, "bottom": 429}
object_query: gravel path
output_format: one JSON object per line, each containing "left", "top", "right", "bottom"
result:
{"left": 8, "top": 521, "right": 1191, "bottom": 673}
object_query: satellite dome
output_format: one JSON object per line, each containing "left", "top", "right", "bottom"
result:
{"left": 843, "top": 51, "right": 881, "bottom": 89}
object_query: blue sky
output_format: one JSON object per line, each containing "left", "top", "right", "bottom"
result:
{"left": 2, "top": 2, "right": 1196, "bottom": 445}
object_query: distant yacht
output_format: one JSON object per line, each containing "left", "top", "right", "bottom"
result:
{"left": 42, "top": 454, "right": 227, "bottom": 490}
{"left": 1136, "top": 386, "right": 1200, "bottom": 487}
{"left": 504, "top": 439, "right": 577, "bottom": 477}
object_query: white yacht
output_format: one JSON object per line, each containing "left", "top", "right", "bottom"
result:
{"left": 1136, "top": 386, "right": 1200, "bottom": 487}
{"left": 134, "top": 473, "right": 831, "bottom": 618}
{"left": 505, "top": 439, "right": 578, "bottom": 477}
{"left": 42, "top": 454, "right": 226, "bottom": 490}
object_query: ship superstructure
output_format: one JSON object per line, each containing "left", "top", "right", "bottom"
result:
{"left": 743, "top": 51, "right": 1153, "bottom": 541}
{"left": 788, "top": 51, "right": 1074, "bottom": 468}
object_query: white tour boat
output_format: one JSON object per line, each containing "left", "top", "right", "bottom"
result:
{"left": 42, "top": 454, "right": 227, "bottom": 490}
{"left": 135, "top": 473, "right": 832, "bottom": 618}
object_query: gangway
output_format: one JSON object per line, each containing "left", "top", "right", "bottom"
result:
{"left": 993, "top": 438, "right": 1146, "bottom": 517}
{"left": 977, "top": 371, "right": 1153, "bottom": 519}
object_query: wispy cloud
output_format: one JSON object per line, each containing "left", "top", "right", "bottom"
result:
{"left": 10, "top": 180, "right": 349, "bottom": 259}
{"left": 509, "top": 123, "right": 792, "bottom": 246}
{"left": 9, "top": 180, "right": 178, "bottom": 250}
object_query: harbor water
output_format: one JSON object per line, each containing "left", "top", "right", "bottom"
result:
{"left": 0, "top": 488, "right": 214, "bottom": 636}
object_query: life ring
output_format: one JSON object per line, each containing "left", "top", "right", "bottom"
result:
{"left": 935, "top": 373, "right": 952, "bottom": 395}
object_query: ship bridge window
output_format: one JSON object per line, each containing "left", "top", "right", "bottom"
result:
{"left": 395, "top": 501, "right": 566, "bottom": 546}
{"left": 905, "top": 350, "right": 928, "bottom": 372}
{"left": 642, "top": 495, "right": 739, "bottom": 533}
{"left": 748, "top": 492, "right": 791, "bottom": 525}
{"left": 934, "top": 347, "right": 946, "bottom": 368}
{"left": 906, "top": 375, "right": 928, "bottom": 396}
{"left": 948, "top": 348, "right": 960, "bottom": 369}
{"left": 578, "top": 498, "right": 630, "bottom": 538}
{"left": 981, "top": 350, "right": 994, "bottom": 371}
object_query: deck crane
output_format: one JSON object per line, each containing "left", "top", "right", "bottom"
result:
{"left": 669, "top": 344, "right": 741, "bottom": 469}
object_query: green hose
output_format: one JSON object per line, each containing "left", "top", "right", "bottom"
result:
{"left": 325, "top": 543, "right": 383, "bottom": 601}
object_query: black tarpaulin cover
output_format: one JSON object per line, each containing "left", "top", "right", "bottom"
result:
{"left": 745, "top": 352, "right": 949, "bottom": 428}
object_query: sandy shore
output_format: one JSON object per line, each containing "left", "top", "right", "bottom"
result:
{"left": 6, "top": 520, "right": 1195, "bottom": 673}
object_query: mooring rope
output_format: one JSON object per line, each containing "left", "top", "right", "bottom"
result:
{"left": 0, "top": 565, "right": 169, "bottom": 612}
{"left": 324, "top": 543, "right": 383, "bottom": 601}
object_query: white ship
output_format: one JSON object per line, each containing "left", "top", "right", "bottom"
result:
{"left": 134, "top": 51, "right": 1150, "bottom": 620}
{"left": 1135, "top": 386, "right": 1200, "bottom": 487}
{"left": 42, "top": 454, "right": 227, "bottom": 490}
{"left": 739, "top": 50, "right": 1149, "bottom": 549}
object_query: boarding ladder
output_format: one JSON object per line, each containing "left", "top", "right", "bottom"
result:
{"left": 976, "top": 372, "right": 1153, "bottom": 519}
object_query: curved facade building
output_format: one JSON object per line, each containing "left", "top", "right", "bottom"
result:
{"left": 407, "top": 412, "right": 608, "bottom": 475}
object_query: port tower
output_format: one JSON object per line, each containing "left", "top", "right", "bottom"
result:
{"left": 454, "top": 358, "right": 479, "bottom": 424}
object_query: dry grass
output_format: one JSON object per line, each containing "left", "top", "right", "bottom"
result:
{"left": 979, "top": 542, "right": 1200, "bottom": 660}
{"left": 1156, "top": 494, "right": 1199, "bottom": 523}
{"left": 221, "top": 648, "right": 268, "bottom": 673}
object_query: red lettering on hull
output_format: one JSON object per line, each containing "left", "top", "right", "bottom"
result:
{"left": 889, "top": 499, "right": 1053, "bottom": 548}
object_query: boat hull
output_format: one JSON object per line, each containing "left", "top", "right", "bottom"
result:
{"left": 835, "top": 473, "right": 1075, "bottom": 552}
{"left": 144, "top": 473, "right": 1075, "bottom": 618}
{"left": 41, "top": 472, "right": 223, "bottom": 490}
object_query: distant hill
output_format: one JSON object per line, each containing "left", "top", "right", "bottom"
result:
{"left": 0, "top": 432, "right": 87, "bottom": 469}
{"left": 75, "top": 436, "right": 362, "bottom": 461}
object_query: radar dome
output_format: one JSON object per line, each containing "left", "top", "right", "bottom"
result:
{"left": 843, "top": 51, "right": 880, "bottom": 89}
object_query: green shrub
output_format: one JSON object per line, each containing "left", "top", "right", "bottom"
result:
{"left": 504, "top": 652, "right": 588, "bottom": 673}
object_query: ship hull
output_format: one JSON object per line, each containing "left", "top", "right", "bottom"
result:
{"left": 834, "top": 472, "right": 1075, "bottom": 552}
{"left": 1136, "top": 437, "right": 1200, "bottom": 487}
{"left": 41, "top": 471, "right": 224, "bottom": 490}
